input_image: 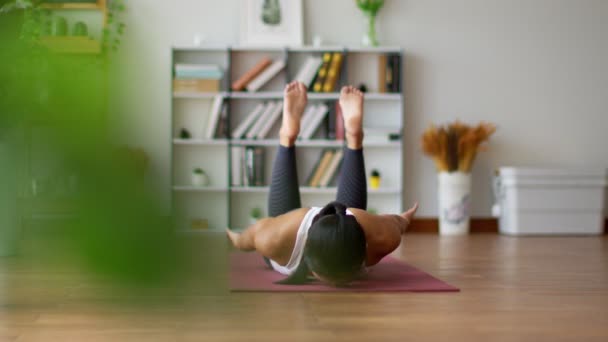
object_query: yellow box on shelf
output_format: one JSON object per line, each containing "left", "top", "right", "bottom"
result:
{"left": 39, "top": 36, "right": 101, "bottom": 54}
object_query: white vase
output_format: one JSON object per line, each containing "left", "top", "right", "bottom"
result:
{"left": 0, "top": 142, "right": 19, "bottom": 256}
{"left": 191, "top": 172, "right": 209, "bottom": 187}
{"left": 438, "top": 172, "right": 472, "bottom": 235}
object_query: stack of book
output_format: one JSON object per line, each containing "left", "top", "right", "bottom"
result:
{"left": 378, "top": 54, "right": 402, "bottom": 93}
{"left": 231, "top": 146, "right": 265, "bottom": 187}
{"left": 232, "top": 58, "right": 286, "bottom": 92}
{"left": 173, "top": 64, "right": 223, "bottom": 93}
{"left": 305, "top": 149, "right": 344, "bottom": 188}
{"left": 298, "top": 103, "right": 330, "bottom": 140}
{"left": 204, "top": 95, "right": 227, "bottom": 139}
{"left": 292, "top": 52, "right": 345, "bottom": 93}
{"left": 232, "top": 101, "right": 284, "bottom": 140}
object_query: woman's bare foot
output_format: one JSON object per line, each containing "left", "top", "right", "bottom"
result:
{"left": 339, "top": 86, "right": 364, "bottom": 149}
{"left": 280, "top": 81, "right": 308, "bottom": 147}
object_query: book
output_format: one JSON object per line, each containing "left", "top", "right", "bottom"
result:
{"left": 297, "top": 105, "right": 319, "bottom": 139}
{"left": 392, "top": 54, "right": 402, "bottom": 92}
{"left": 173, "top": 79, "right": 220, "bottom": 93}
{"left": 246, "top": 59, "right": 286, "bottom": 92}
{"left": 245, "top": 146, "right": 265, "bottom": 186}
{"left": 293, "top": 56, "right": 323, "bottom": 89}
{"left": 386, "top": 55, "right": 394, "bottom": 92}
{"left": 232, "top": 103, "right": 265, "bottom": 139}
{"left": 322, "top": 52, "right": 344, "bottom": 92}
{"left": 378, "top": 54, "right": 387, "bottom": 93}
{"left": 326, "top": 101, "right": 337, "bottom": 139}
{"left": 256, "top": 101, "right": 283, "bottom": 139}
{"left": 312, "top": 52, "right": 332, "bottom": 93}
{"left": 308, "top": 149, "right": 335, "bottom": 187}
{"left": 318, "top": 149, "right": 343, "bottom": 187}
{"left": 231, "top": 146, "right": 243, "bottom": 186}
{"left": 215, "top": 102, "right": 229, "bottom": 138}
{"left": 335, "top": 102, "right": 345, "bottom": 141}
{"left": 231, "top": 58, "right": 272, "bottom": 91}
{"left": 246, "top": 102, "right": 277, "bottom": 139}
{"left": 175, "top": 64, "right": 222, "bottom": 72}
{"left": 300, "top": 103, "right": 329, "bottom": 139}
{"left": 205, "top": 95, "right": 224, "bottom": 139}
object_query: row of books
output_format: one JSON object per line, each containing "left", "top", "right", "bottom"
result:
{"left": 232, "top": 101, "right": 283, "bottom": 140}
{"left": 174, "top": 64, "right": 224, "bottom": 93}
{"left": 306, "top": 149, "right": 344, "bottom": 188}
{"left": 203, "top": 95, "right": 227, "bottom": 139}
{"left": 231, "top": 146, "right": 265, "bottom": 187}
{"left": 378, "top": 54, "right": 402, "bottom": 93}
{"left": 293, "top": 52, "right": 344, "bottom": 93}
{"left": 231, "top": 58, "right": 286, "bottom": 92}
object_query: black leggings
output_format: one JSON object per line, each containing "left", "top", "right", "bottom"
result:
{"left": 268, "top": 145, "right": 367, "bottom": 217}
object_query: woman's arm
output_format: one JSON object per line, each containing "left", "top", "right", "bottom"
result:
{"left": 226, "top": 208, "right": 309, "bottom": 264}
{"left": 350, "top": 203, "right": 418, "bottom": 266}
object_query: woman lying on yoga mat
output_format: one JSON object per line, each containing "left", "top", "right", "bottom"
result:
{"left": 226, "top": 82, "right": 418, "bottom": 286}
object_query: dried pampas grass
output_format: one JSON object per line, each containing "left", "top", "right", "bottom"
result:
{"left": 421, "top": 121, "right": 496, "bottom": 173}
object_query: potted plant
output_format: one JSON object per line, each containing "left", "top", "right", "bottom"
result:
{"left": 355, "top": 0, "right": 385, "bottom": 47}
{"left": 191, "top": 168, "right": 209, "bottom": 187}
{"left": 249, "top": 207, "right": 263, "bottom": 225}
{"left": 421, "top": 121, "right": 496, "bottom": 235}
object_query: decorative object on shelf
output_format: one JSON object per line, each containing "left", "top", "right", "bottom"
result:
{"left": 72, "top": 21, "right": 88, "bottom": 37}
{"left": 191, "top": 218, "right": 209, "bottom": 230}
{"left": 193, "top": 33, "right": 205, "bottom": 46}
{"left": 249, "top": 207, "right": 263, "bottom": 225}
{"left": 191, "top": 168, "right": 209, "bottom": 187}
{"left": 240, "top": 0, "right": 303, "bottom": 47}
{"left": 421, "top": 121, "right": 496, "bottom": 235}
{"left": 312, "top": 35, "right": 323, "bottom": 47}
{"left": 370, "top": 169, "right": 381, "bottom": 189}
{"left": 356, "top": 0, "right": 385, "bottom": 47}
{"left": 51, "top": 16, "right": 68, "bottom": 36}
{"left": 179, "top": 128, "right": 191, "bottom": 139}
{"left": 357, "top": 83, "right": 368, "bottom": 93}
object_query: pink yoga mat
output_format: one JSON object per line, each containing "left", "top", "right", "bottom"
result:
{"left": 230, "top": 253, "right": 459, "bottom": 292}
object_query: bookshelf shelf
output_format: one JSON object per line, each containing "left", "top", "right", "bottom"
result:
{"left": 171, "top": 46, "right": 404, "bottom": 231}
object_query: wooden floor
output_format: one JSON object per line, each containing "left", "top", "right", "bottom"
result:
{"left": 1, "top": 233, "right": 607, "bottom": 341}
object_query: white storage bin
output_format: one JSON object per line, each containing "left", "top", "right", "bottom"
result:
{"left": 493, "top": 167, "right": 607, "bottom": 235}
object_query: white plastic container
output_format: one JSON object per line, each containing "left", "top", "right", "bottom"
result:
{"left": 438, "top": 172, "right": 472, "bottom": 235}
{"left": 493, "top": 167, "right": 607, "bottom": 235}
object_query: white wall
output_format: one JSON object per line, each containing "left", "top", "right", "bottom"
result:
{"left": 110, "top": 0, "right": 608, "bottom": 217}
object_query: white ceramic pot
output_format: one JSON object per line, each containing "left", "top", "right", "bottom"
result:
{"left": 191, "top": 172, "right": 209, "bottom": 187}
{"left": 0, "top": 142, "right": 19, "bottom": 256}
{"left": 438, "top": 172, "right": 472, "bottom": 235}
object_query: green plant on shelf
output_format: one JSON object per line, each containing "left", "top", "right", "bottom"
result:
{"left": 355, "top": 0, "right": 385, "bottom": 47}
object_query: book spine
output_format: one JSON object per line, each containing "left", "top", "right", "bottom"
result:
{"left": 393, "top": 54, "right": 402, "bottom": 93}
{"left": 295, "top": 56, "right": 323, "bottom": 89}
{"left": 335, "top": 102, "right": 345, "bottom": 141}
{"left": 205, "top": 95, "right": 224, "bottom": 139}
{"left": 256, "top": 101, "right": 283, "bottom": 139}
{"left": 326, "top": 101, "right": 337, "bottom": 140}
{"left": 378, "top": 54, "right": 387, "bottom": 93}
{"left": 309, "top": 149, "right": 335, "bottom": 187}
{"left": 301, "top": 103, "right": 329, "bottom": 140}
{"left": 246, "top": 102, "right": 276, "bottom": 139}
{"left": 312, "top": 52, "right": 332, "bottom": 93}
{"left": 322, "top": 52, "right": 344, "bottom": 93}
{"left": 246, "top": 60, "right": 286, "bottom": 92}
{"left": 318, "top": 149, "right": 343, "bottom": 188}
{"left": 231, "top": 147, "right": 242, "bottom": 186}
{"left": 232, "top": 103, "right": 265, "bottom": 139}
{"left": 297, "top": 105, "right": 318, "bottom": 140}
{"left": 231, "top": 58, "right": 272, "bottom": 91}
{"left": 215, "top": 102, "right": 229, "bottom": 139}
{"left": 253, "top": 147, "right": 265, "bottom": 186}
{"left": 245, "top": 147, "right": 255, "bottom": 186}
{"left": 386, "top": 55, "right": 394, "bottom": 92}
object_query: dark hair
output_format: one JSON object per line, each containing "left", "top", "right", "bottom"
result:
{"left": 277, "top": 201, "right": 367, "bottom": 286}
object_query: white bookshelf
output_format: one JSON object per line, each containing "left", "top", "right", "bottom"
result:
{"left": 171, "top": 45, "right": 404, "bottom": 231}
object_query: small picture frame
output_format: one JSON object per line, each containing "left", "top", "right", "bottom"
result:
{"left": 239, "top": 0, "right": 303, "bottom": 47}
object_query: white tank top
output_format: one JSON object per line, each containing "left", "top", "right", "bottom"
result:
{"left": 269, "top": 207, "right": 354, "bottom": 275}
